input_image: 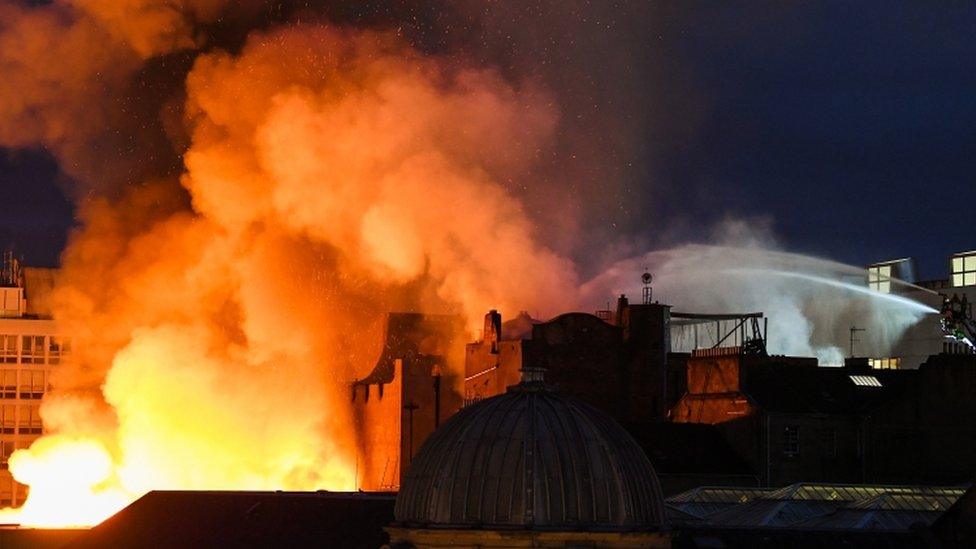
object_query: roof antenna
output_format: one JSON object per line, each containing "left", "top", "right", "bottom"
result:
{"left": 641, "top": 270, "right": 653, "bottom": 304}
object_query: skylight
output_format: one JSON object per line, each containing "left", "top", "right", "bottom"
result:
{"left": 849, "top": 375, "right": 882, "bottom": 387}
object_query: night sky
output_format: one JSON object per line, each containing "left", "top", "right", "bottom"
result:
{"left": 2, "top": 2, "right": 974, "bottom": 279}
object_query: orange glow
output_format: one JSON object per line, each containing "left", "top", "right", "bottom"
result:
{"left": 0, "top": 18, "right": 578, "bottom": 528}
{"left": 0, "top": 436, "right": 128, "bottom": 527}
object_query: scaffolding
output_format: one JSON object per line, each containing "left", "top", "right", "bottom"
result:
{"left": 670, "top": 311, "right": 768, "bottom": 355}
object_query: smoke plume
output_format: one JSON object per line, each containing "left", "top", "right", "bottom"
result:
{"left": 0, "top": 1, "right": 583, "bottom": 526}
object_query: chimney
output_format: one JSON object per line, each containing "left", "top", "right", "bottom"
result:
{"left": 615, "top": 294, "right": 629, "bottom": 328}
{"left": 484, "top": 310, "right": 502, "bottom": 353}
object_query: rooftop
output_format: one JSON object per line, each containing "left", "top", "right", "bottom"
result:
{"left": 395, "top": 375, "right": 666, "bottom": 531}
{"left": 667, "top": 482, "right": 968, "bottom": 532}
{"left": 67, "top": 491, "right": 396, "bottom": 549}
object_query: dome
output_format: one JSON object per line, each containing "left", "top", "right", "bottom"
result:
{"left": 394, "top": 372, "right": 665, "bottom": 531}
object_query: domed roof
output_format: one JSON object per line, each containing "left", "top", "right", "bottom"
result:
{"left": 394, "top": 372, "right": 665, "bottom": 531}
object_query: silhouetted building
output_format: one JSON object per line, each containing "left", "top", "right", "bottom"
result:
{"left": 389, "top": 368, "right": 669, "bottom": 547}
{"left": 351, "top": 313, "right": 463, "bottom": 491}
{"left": 931, "top": 482, "right": 976, "bottom": 549}
{"left": 866, "top": 353, "right": 976, "bottom": 485}
{"left": 465, "top": 296, "right": 672, "bottom": 425}
{"left": 671, "top": 348, "right": 914, "bottom": 486}
{"left": 624, "top": 422, "right": 758, "bottom": 496}
{"left": 66, "top": 491, "right": 395, "bottom": 549}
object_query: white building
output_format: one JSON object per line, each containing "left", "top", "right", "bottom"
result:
{"left": 0, "top": 256, "right": 65, "bottom": 506}
{"left": 866, "top": 250, "right": 976, "bottom": 370}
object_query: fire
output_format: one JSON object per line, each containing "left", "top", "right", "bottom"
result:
{"left": 0, "top": 5, "right": 578, "bottom": 528}
{"left": 0, "top": 436, "right": 127, "bottom": 528}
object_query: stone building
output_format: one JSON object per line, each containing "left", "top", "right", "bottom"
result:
{"left": 388, "top": 368, "right": 670, "bottom": 548}
{"left": 351, "top": 313, "right": 464, "bottom": 491}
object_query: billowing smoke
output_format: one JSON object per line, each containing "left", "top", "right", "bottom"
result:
{"left": 0, "top": 0, "right": 932, "bottom": 527}
{"left": 0, "top": 1, "right": 581, "bottom": 526}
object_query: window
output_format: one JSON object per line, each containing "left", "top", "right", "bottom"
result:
{"left": 20, "top": 336, "right": 45, "bottom": 364}
{"left": 49, "top": 337, "right": 61, "bottom": 365}
{"left": 869, "top": 357, "right": 901, "bottom": 370}
{"left": 0, "top": 370, "right": 15, "bottom": 399}
{"left": 0, "top": 405, "right": 14, "bottom": 434}
{"left": 16, "top": 370, "right": 45, "bottom": 400}
{"left": 868, "top": 265, "right": 892, "bottom": 293}
{"left": 0, "top": 471, "right": 11, "bottom": 505}
{"left": 0, "top": 441, "right": 13, "bottom": 470}
{"left": 18, "top": 404, "right": 41, "bottom": 435}
{"left": 29, "top": 404, "right": 41, "bottom": 434}
{"left": 0, "top": 336, "right": 15, "bottom": 364}
{"left": 783, "top": 426, "right": 800, "bottom": 458}
{"left": 48, "top": 336, "right": 71, "bottom": 365}
{"left": 952, "top": 252, "right": 976, "bottom": 288}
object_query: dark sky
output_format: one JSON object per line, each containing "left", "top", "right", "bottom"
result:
{"left": 637, "top": 3, "right": 976, "bottom": 279}
{"left": 2, "top": 2, "right": 974, "bottom": 279}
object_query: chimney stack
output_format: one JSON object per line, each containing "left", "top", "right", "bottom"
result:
{"left": 615, "top": 294, "right": 629, "bottom": 328}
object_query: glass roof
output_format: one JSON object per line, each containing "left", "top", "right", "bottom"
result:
{"left": 667, "top": 486, "right": 770, "bottom": 504}
{"left": 670, "top": 483, "right": 971, "bottom": 529}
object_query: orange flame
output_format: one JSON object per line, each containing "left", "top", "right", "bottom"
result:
{"left": 0, "top": 17, "right": 578, "bottom": 527}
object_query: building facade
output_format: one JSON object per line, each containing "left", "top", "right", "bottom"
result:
{"left": 866, "top": 249, "right": 976, "bottom": 370}
{"left": 670, "top": 349, "right": 913, "bottom": 487}
{"left": 351, "top": 313, "right": 463, "bottom": 491}
{"left": 0, "top": 257, "right": 65, "bottom": 506}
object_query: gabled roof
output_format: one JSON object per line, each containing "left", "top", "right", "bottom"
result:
{"left": 705, "top": 498, "right": 841, "bottom": 527}
{"left": 680, "top": 482, "right": 969, "bottom": 532}
{"left": 666, "top": 486, "right": 770, "bottom": 520}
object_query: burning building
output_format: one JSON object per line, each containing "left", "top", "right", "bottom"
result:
{"left": 351, "top": 313, "right": 463, "bottom": 491}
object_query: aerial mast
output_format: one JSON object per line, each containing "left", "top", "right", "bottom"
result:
{"left": 641, "top": 271, "right": 653, "bottom": 304}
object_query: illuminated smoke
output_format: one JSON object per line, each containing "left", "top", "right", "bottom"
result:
{"left": 0, "top": 3, "right": 579, "bottom": 526}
